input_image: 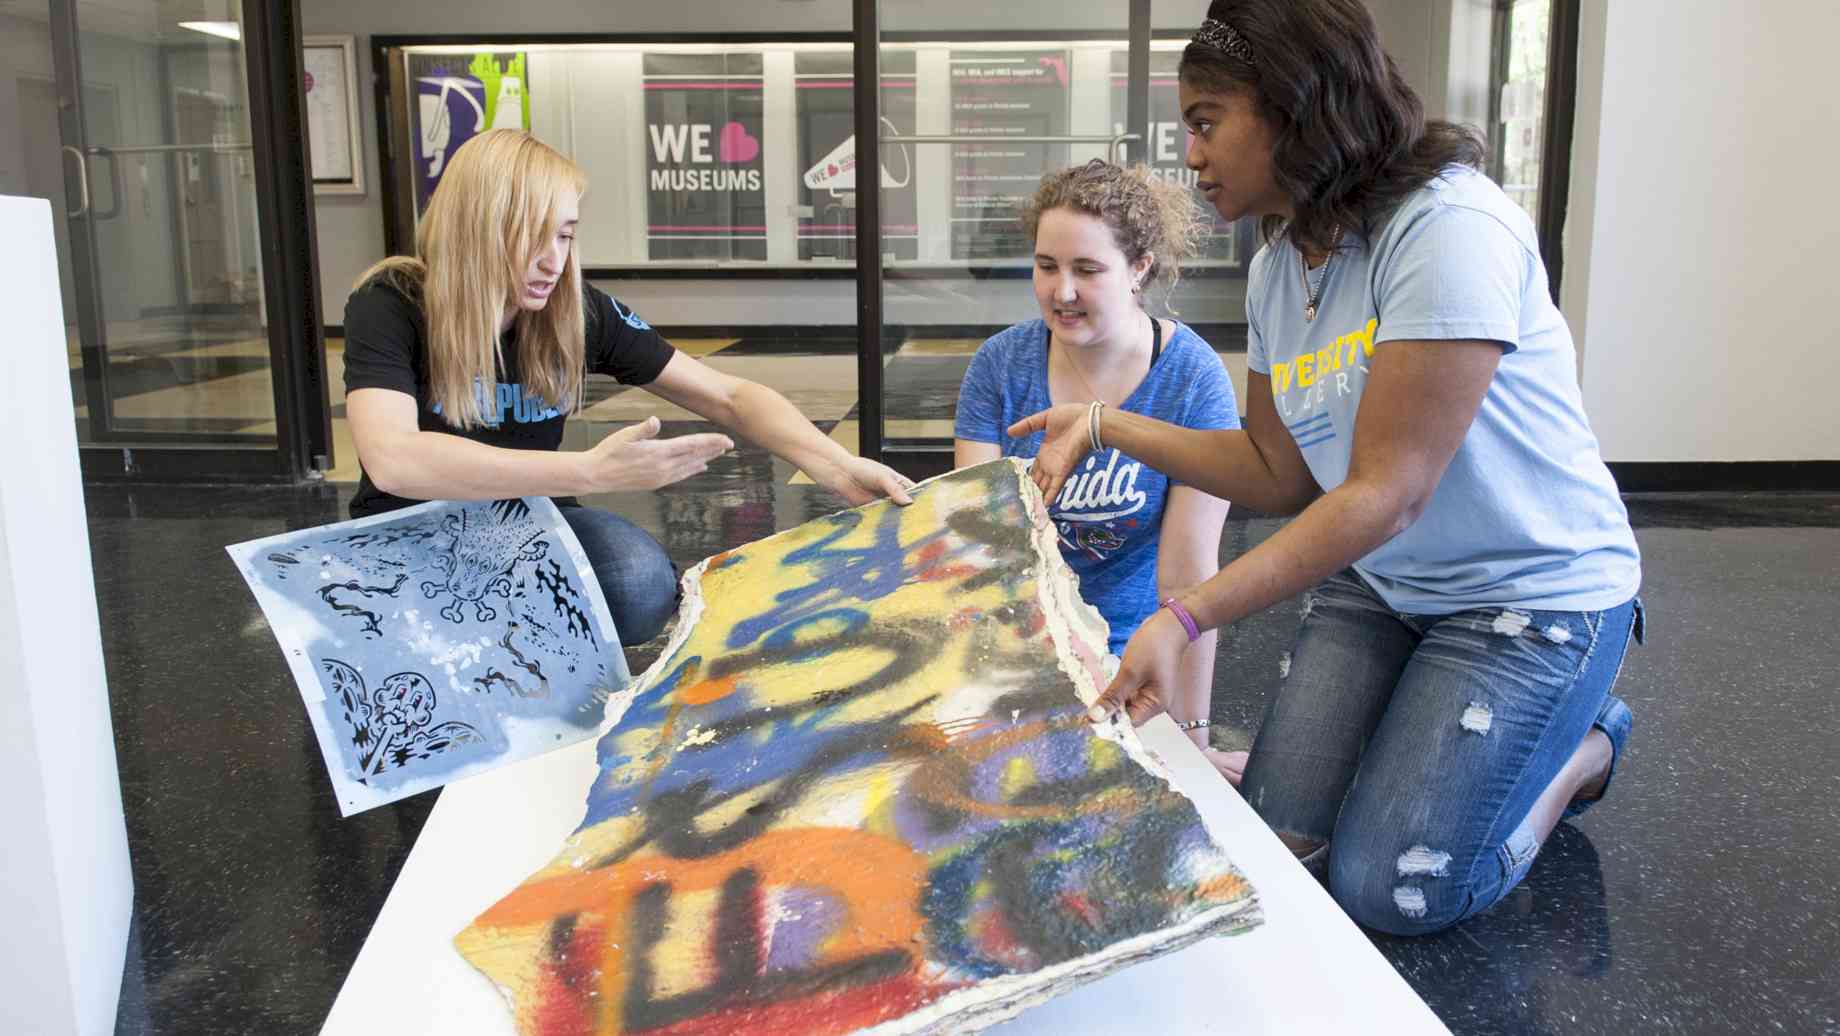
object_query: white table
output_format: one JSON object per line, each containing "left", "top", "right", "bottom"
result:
{"left": 323, "top": 716, "right": 1448, "bottom": 1034}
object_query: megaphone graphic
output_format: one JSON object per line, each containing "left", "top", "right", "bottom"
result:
{"left": 417, "top": 76, "right": 487, "bottom": 179}
{"left": 803, "top": 117, "right": 911, "bottom": 195}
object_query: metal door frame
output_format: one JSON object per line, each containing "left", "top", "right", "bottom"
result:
{"left": 850, "top": 0, "right": 1154, "bottom": 468}
{"left": 49, "top": 0, "right": 330, "bottom": 482}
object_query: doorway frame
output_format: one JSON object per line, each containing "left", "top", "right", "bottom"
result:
{"left": 48, "top": 0, "right": 331, "bottom": 482}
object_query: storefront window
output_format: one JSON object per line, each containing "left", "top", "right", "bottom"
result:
{"left": 387, "top": 38, "right": 1248, "bottom": 273}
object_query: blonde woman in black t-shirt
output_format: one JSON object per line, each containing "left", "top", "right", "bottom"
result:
{"left": 344, "top": 129, "right": 912, "bottom": 646}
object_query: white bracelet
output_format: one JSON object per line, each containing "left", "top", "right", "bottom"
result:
{"left": 1087, "top": 400, "right": 1106, "bottom": 453}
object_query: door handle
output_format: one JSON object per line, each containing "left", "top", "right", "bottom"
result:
{"left": 60, "top": 145, "right": 90, "bottom": 218}
{"left": 85, "top": 147, "right": 122, "bottom": 221}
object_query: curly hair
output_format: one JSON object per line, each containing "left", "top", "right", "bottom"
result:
{"left": 1021, "top": 159, "right": 1210, "bottom": 307}
{"left": 1180, "top": 0, "right": 1486, "bottom": 255}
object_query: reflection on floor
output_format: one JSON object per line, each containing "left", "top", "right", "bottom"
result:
{"left": 86, "top": 469, "right": 1840, "bottom": 1035}
{"left": 64, "top": 313, "right": 278, "bottom": 436}
{"left": 66, "top": 326, "right": 1249, "bottom": 487}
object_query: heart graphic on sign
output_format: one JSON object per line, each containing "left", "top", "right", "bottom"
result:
{"left": 718, "top": 121, "right": 759, "bottom": 164}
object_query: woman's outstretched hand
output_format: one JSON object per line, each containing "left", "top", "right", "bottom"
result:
{"left": 583, "top": 416, "right": 733, "bottom": 492}
{"left": 820, "top": 456, "right": 916, "bottom": 507}
{"left": 1006, "top": 402, "right": 1096, "bottom": 505}
{"left": 1090, "top": 607, "right": 1245, "bottom": 788}
{"left": 1087, "top": 607, "right": 1191, "bottom": 728}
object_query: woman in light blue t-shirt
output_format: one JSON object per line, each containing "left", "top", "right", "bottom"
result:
{"left": 1015, "top": 0, "right": 1642, "bottom": 937}
{"left": 954, "top": 160, "right": 1243, "bottom": 782}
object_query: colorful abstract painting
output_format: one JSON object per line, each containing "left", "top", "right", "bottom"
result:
{"left": 455, "top": 460, "right": 1261, "bottom": 1034}
{"left": 228, "top": 497, "right": 625, "bottom": 816}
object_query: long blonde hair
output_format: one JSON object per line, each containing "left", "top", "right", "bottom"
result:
{"left": 355, "top": 129, "right": 588, "bottom": 430}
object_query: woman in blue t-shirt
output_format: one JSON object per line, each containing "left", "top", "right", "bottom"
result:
{"left": 954, "top": 159, "right": 1244, "bottom": 782}
{"left": 1014, "top": 0, "right": 1642, "bottom": 937}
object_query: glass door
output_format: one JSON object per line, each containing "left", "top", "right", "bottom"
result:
{"left": 17, "top": 0, "right": 327, "bottom": 479}
{"left": 1489, "top": 0, "right": 1580, "bottom": 298}
{"left": 854, "top": 0, "right": 1179, "bottom": 472}
{"left": 1491, "top": 0, "right": 1552, "bottom": 223}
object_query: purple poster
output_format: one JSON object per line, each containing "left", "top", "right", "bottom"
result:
{"left": 406, "top": 51, "right": 530, "bottom": 216}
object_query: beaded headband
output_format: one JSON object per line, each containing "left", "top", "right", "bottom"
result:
{"left": 1191, "top": 18, "right": 1255, "bottom": 62}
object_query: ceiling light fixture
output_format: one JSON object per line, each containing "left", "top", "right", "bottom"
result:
{"left": 178, "top": 21, "right": 241, "bottom": 41}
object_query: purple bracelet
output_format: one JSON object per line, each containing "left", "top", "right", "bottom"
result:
{"left": 1162, "top": 598, "right": 1201, "bottom": 643}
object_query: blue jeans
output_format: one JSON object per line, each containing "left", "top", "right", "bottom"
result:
{"left": 559, "top": 505, "right": 679, "bottom": 647}
{"left": 1241, "top": 568, "right": 1640, "bottom": 936}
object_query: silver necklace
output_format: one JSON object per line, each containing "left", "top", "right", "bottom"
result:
{"left": 1058, "top": 311, "right": 1154, "bottom": 407}
{"left": 1297, "top": 224, "right": 1343, "bottom": 322}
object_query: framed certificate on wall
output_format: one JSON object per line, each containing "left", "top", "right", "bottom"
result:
{"left": 304, "top": 35, "right": 364, "bottom": 196}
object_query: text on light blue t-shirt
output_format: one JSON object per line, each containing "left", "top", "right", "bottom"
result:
{"left": 1246, "top": 165, "right": 1640, "bottom": 613}
{"left": 955, "top": 319, "right": 1241, "bottom": 652}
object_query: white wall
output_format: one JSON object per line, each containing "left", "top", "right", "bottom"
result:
{"left": 1563, "top": 0, "right": 1840, "bottom": 462}
{"left": 304, "top": 0, "right": 1466, "bottom": 330}
{"left": 0, "top": 196, "right": 133, "bottom": 1036}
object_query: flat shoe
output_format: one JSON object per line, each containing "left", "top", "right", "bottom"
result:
{"left": 1565, "top": 694, "right": 1633, "bottom": 820}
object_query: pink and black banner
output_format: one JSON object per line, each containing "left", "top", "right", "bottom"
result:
{"left": 644, "top": 53, "right": 767, "bottom": 261}
{"left": 949, "top": 50, "right": 1071, "bottom": 262}
{"left": 793, "top": 51, "right": 919, "bottom": 262}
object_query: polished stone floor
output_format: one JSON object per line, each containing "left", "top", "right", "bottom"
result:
{"left": 88, "top": 450, "right": 1840, "bottom": 1034}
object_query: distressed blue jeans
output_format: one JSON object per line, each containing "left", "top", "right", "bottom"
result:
{"left": 1241, "top": 568, "right": 1640, "bottom": 936}
{"left": 559, "top": 505, "right": 679, "bottom": 647}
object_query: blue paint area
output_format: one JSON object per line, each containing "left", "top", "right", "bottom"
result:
{"left": 582, "top": 677, "right": 898, "bottom": 829}
{"left": 761, "top": 608, "right": 871, "bottom": 664}
{"left": 727, "top": 507, "right": 947, "bottom": 649}
{"left": 923, "top": 849, "right": 1012, "bottom": 980}
{"left": 577, "top": 514, "right": 944, "bottom": 828}
{"left": 918, "top": 804, "right": 1207, "bottom": 978}
{"left": 600, "top": 656, "right": 695, "bottom": 756}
